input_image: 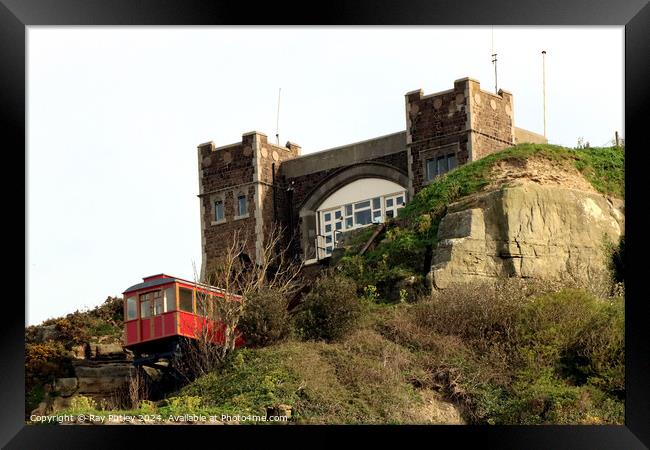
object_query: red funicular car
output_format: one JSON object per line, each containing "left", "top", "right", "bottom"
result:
{"left": 123, "top": 274, "right": 244, "bottom": 365}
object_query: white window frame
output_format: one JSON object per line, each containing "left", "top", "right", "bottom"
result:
{"left": 316, "top": 190, "right": 407, "bottom": 259}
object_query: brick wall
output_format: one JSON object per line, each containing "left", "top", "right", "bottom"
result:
{"left": 406, "top": 79, "right": 471, "bottom": 194}
{"left": 198, "top": 132, "right": 302, "bottom": 275}
{"left": 406, "top": 78, "right": 516, "bottom": 195}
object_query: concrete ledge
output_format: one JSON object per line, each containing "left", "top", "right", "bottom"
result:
{"left": 281, "top": 131, "right": 406, "bottom": 178}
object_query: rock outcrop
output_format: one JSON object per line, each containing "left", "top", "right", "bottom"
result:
{"left": 430, "top": 183, "right": 624, "bottom": 289}
{"left": 32, "top": 343, "right": 134, "bottom": 416}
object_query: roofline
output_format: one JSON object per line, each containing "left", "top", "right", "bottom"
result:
{"left": 287, "top": 130, "right": 406, "bottom": 161}
{"left": 123, "top": 275, "right": 239, "bottom": 297}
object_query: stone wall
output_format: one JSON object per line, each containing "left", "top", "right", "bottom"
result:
{"left": 199, "top": 132, "right": 301, "bottom": 273}
{"left": 198, "top": 135, "right": 257, "bottom": 276}
{"left": 406, "top": 78, "right": 517, "bottom": 196}
{"left": 468, "top": 84, "right": 515, "bottom": 160}
{"left": 405, "top": 79, "right": 471, "bottom": 195}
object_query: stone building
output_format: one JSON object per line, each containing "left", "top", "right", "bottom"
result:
{"left": 197, "top": 77, "right": 546, "bottom": 276}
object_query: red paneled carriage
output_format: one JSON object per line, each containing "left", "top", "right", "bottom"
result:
{"left": 123, "top": 274, "right": 244, "bottom": 364}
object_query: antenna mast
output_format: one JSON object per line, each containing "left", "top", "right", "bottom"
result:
{"left": 275, "top": 88, "right": 282, "bottom": 146}
{"left": 491, "top": 27, "right": 498, "bottom": 94}
{"left": 542, "top": 50, "right": 547, "bottom": 138}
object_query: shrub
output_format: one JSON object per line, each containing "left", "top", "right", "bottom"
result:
{"left": 362, "top": 285, "right": 379, "bottom": 302}
{"left": 238, "top": 288, "right": 292, "bottom": 348}
{"left": 378, "top": 281, "right": 624, "bottom": 425}
{"left": 25, "top": 341, "right": 75, "bottom": 389}
{"left": 609, "top": 235, "right": 625, "bottom": 284}
{"left": 413, "top": 279, "right": 547, "bottom": 351}
{"left": 162, "top": 396, "right": 203, "bottom": 414}
{"left": 69, "top": 395, "right": 97, "bottom": 413}
{"left": 294, "top": 274, "right": 362, "bottom": 342}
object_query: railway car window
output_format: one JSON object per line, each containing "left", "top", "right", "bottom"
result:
{"left": 196, "top": 292, "right": 213, "bottom": 317}
{"left": 164, "top": 287, "right": 176, "bottom": 312}
{"left": 140, "top": 293, "right": 152, "bottom": 318}
{"left": 153, "top": 291, "right": 163, "bottom": 315}
{"left": 208, "top": 296, "right": 219, "bottom": 319}
{"left": 126, "top": 297, "right": 137, "bottom": 320}
{"left": 179, "top": 288, "right": 194, "bottom": 313}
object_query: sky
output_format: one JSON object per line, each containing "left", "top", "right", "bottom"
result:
{"left": 26, "top": 26, "right": 624, "bottom": 325}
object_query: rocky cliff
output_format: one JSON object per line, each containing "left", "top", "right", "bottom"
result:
{"left": 430, "top": 182, "right": 624, "bottom": 289}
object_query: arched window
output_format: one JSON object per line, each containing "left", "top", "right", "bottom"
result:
{"left": 316, "top": 178, "right": 407, "bottom": 258}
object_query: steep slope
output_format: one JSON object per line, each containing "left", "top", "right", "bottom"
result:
{"left": 337, "top": 144, "right": 624, "bottom": 297}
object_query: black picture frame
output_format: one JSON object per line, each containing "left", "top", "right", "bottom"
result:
{"left": 3, "top": 0, "right": 648, "bottom": 448}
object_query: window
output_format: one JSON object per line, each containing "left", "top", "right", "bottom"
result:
{"left": 126, "top": 297, "right": 137, "bottom": 320}
{"left": 214, "top": 200, "right": 225, "bottom": 222}
{"left": 437, "top": 156, "right": 448, "bottom": 175}
{"left": 316, "top": 189, "right": 407, "bottom": 259}
{"left": 140, "top": 293, "right": 152, "bottom": 318}
{"left": 207, "top": 295, "right": 219, "bottom": 319}
{"left": 426, "top": 159, "right": 437, "bottom": 181}
{"left": 426, "top": 153, "right": 457, "bottom": 181}
{"left": 152, "top": 291, "right": 164, "bottom": 315}
{"left": 196, "top": 292, "right": 211, "bottom": 317}
{"left": 448, "top": 154, "right": 458, "bottom": 170}
{"left": 385, "top": 192, "right": 407, "bottom": 221}
{"left": 164, "top": 287, "right": 176, "bottom": 312}
{"left": 237, "top": 194, "right": 247, "bottom": 217}
{"left": 179, "top": 288, "right": 194, "bottom": 313}
{"left": 354, "top": 209, "right": 372, "bottom": 226}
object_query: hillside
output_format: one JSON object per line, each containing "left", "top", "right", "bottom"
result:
{"left": 337, "top": 144, "right": 625, "bottom": 300}
{"left": 25, "top": 144, "right": 625, "bottom": 425}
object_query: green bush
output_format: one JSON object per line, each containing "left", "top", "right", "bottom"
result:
{"left": 238, "top": 288, "right": 292, "bottom": 348}
{"left": 25, "top": 341, "right": 75, "bottom": 389}
{"left": 69, "top": 395, "right": 98, "bottom": 414}
{"left": 293, "top": 274, "right": 362, "bottom": 342}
